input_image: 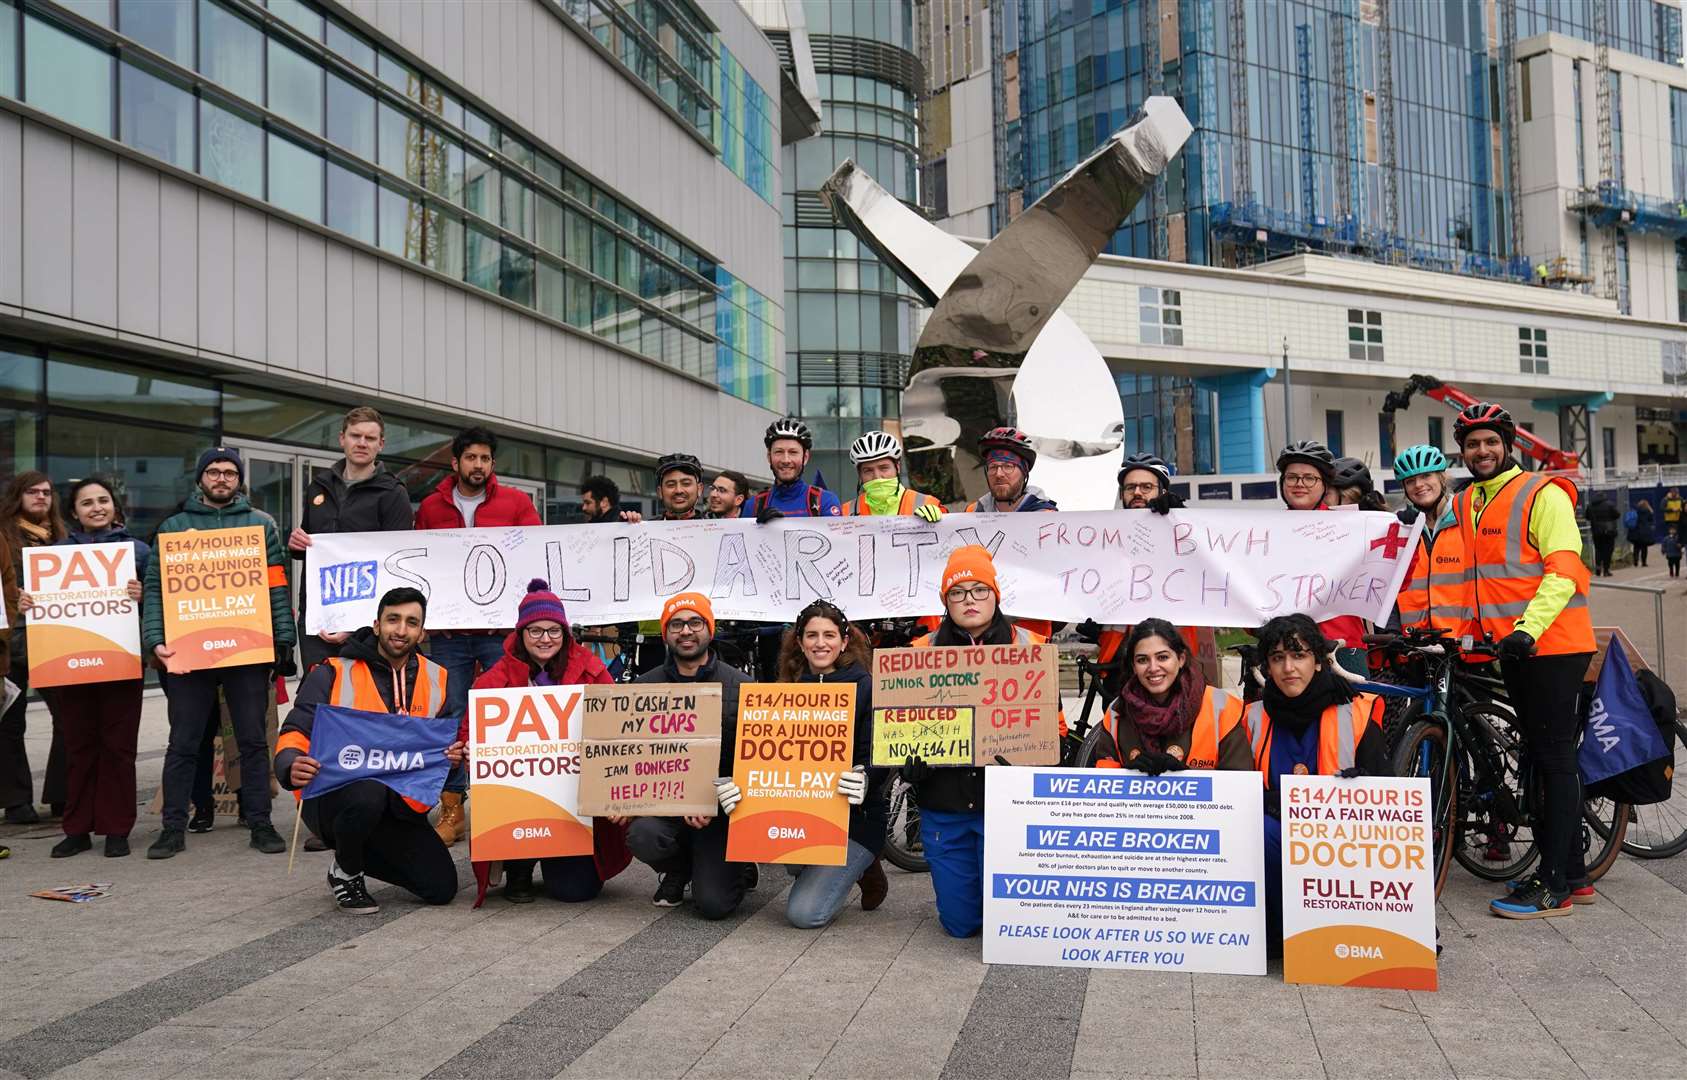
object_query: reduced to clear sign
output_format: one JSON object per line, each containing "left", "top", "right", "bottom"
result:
{"left": 873, "top": 644, "right": 1059, "bottom": 765}
{"left": 871, "top": 705, "right": 974, "bottom": 766}
{"left": 984, "top": 767, "right": 1266, "bottom": 975}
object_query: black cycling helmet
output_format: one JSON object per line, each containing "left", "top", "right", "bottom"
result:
{"left": 765, "top": 416, "right": 813, "bottom": 450}
{"left": 1453, "top": 402, "right": 1516, "bottom": 449}
{"left": 1275, "top": 439, "right": 1335, "bottom": 476}
{"left": 1116, "top": 452, "right": 1172, "bottom": 489}
{"left": 1330, "top": 456, "right": 1374, "bottom": 492}
{"left": 655, "top": 452, "right": 702, "bottom": 480}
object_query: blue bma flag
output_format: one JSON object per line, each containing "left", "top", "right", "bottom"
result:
{"left": 301, "top": 704, "right": 457, "bottom": 805}
{"left": 1578, "top": 636, "right": 1668, "bottom": 786}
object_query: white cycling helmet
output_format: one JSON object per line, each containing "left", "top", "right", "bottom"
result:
{"left": 849, "top": 430, "right": 904, "bottom": 465}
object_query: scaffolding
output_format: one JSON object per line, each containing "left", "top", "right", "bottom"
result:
{"left": 1593, "top": 0, "right": 1618, "bottom": 302}
{"left": 1295, "top": 24, "right": 1316, "bottom": 226}
{"left": 1375, "top": 0, "right": 1400, "bottom": 256}
{"left": 1570, "top": 180, "right": 1687, "bottom": 239}
{"left": 1143, "top": 0, "right": 1167, "bottom": 260}
{"left": 1228, "top": 0, "right": 1252, "bottom": 208}
{"left": 1328, "top": 5, "right": 1352, "bottom": 229}
{"left": 1499, "top": 0, "right": 1524, "bottom": 258}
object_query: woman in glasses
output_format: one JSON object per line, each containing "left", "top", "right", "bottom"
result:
{"left": 464, "top": 579, "right": 631, "bottom": 906}
{"left": 901, "top": 545, "right": 1048, "bottom": 937}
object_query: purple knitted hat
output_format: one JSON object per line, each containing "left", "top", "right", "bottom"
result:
{"left": 517, "top": 579, "right": 568, "bottom": 630}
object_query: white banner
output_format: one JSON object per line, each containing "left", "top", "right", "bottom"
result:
{"left": 1281, "top": 776, "right": 1438, "bottom": 990}
{"left": 983, "top": 767, "right": 1266, "bottom": 975}
{"left": 304, "top": 509, "right": 1420, "bottom": 633}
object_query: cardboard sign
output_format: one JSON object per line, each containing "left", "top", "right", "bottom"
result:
{"left": 157, "top": 526, "right": 274, "bottom": 673}
{"left": 467, "top": 686, "right": 593, "bottom": 861}
{"left": 726, "top": 683, "right": 855, "bottom": 866}
{"left": 23, "top": 543, "right": 142, "bottom": 687}
{"left": 871, "top": 705, "right": 974, "bottom": 766}
{"left": 872, "top": 644, "right": 1060, "bottom": 765}
{"left": 984, "top": 768, "right": 1267, "bottom": 975}
{"left": 577, "top": 684, "right": 723, "bottom": 817}
{"left": 1281, "top": 776, "right": 1437, "bottom": 990}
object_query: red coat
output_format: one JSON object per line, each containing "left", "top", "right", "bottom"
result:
{"left": 465, "top": 633, "right": 630, "bottom": 905}
{"left": 414, "top": 473, "right": 541, "bottom": 530}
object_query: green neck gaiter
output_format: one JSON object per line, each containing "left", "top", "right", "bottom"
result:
{"left": 861, "top": 477, "right": 903, "bottom": 516}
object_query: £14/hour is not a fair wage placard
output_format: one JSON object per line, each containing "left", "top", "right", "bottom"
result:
{"left": 157, "top": 526, "right": 274, "bottom": 673}
{"left": 727, "top": 683, "right": 855, "bottom": 866}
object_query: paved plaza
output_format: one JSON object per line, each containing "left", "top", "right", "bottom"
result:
{"left": 1, "top": 562, "right": 1684, "bottom": 1080}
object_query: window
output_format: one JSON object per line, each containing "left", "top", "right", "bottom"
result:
{"left": 326, "top": 73, "right": 376, "bottom": 161}
{"left": 1617, "top": 232, "right": 1631, "bottom": 315}
{"left": 500, "top": 244, "right": 534, "bottom": 306}
{"left": 1348, "top": 308, "right": 1383, "bottom": 362}
{"left": 267, "top": 39, "right": 323, "bottom": 133}
{"left": 119, "top": 0, "right": 191, "bottom": 64}
{"left": 267, "top": 0, "right": 322, "bottom": 40}
{"left": 1138, "top": 286, "right": 1183, "bottom": 345}
{"left": 267, "top": 132, "right": 324, "bottom": 222}
{"left": 326, "top": 159, "right": 376, "bottom": 244}
{"left": 0, "top": 0, "right": 15, "bottom": 98}
{"left": 46, "top": 415, "right": 206, "bottom": 541}
{"left": 1325, "top": 409, "right": 1344, "bottom": 456}
{"left": 1665, "top": 340, "right": 1687, "bottom": 387}
{"left": 1427, "top": 415, "right": 1444, "bottom": 451}
{"left": 325, "top": 19, "right": 374, "bottom": 74}
{"left": 463, "top": 149, "right": 498, "bottom": 222}
{"left": 24, "top": 12, "right": 113, "bottom": 136}
{"left": 198, "top": 0, "right": 262, "bottom": 102}
{"left": 1602, "top": 426, "right": 1616, "bottom": 469}
{"left": 501, "top": 175, "right": 533, "bottom": 240}
{"left": 465, "top": 225, "right": 500, "bottom": 293}
{"left": 46, "top": 351, "right": 217, "bottom": 427}
{"left": 537, "top": 260, "right": 566, "bottom": 321}
{"left": 1519, "top": 327, "right": 1549, "bottom": 375}
{"left": 1378, "top": 415, "right": 1395, "bottom": 464}
{"left": 1676, "top": 238, "right": 1686, "bottom": 323}
{"left": 120, "top": 59, "right": 193, "bottom": 169}
{"left": 536, "top": 193, "right": 564, "bottom": 256}
{"left": 200, "top": 96, "right": 263, "bottom": 197}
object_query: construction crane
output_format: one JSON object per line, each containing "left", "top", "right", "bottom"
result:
{"left": 1295, "top": 24, "right": 1315, "bottom": 225}
{"left": 1376, "top": 0, "right": 1400, "bottom": 257}
{"left": 1328, "top": 4, "right": 1352, "bottom": 230}
{"left": 1500, "top": 0, "right": 1524, "bottom": 259}
{"left": 1380, "top": 374, "right": 1582, "bottom": 473}
{"left": 1592, "top": 0, "right": 1619, "bottom": 305}
{"left": 1143, "top": 0, "right": 1167, "bottom": 260}
{"left": 1228, "top": 0, "right": 1252, "bottom": 210}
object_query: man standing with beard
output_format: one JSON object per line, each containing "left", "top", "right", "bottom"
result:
{"left": 0, "top": 472, "right": 67, "bottom": 823}
{"left": 741, "top": 418, "right": 842, "bottom": 521}
{"left": 413, "top": 427, "right": 541, "bottom": 845}
{"left": 706, "top": 471, "right": 749, "bottom": 519}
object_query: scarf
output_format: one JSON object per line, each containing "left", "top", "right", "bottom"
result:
{"left": 1261, "top": 668, "right": 1351, "bottom": 734}
{"left": 860, "top": 477, "right": 902, "bottom": 516}
{"left": 14, "top": 517, "right": 52, "bottom": 546}
{"left": 1118, "top": 662, "right": 1208, "bottom": 748}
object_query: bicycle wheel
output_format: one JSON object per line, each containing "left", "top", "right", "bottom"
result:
{"left": 1579, "top": 795, "right": 1629, "bottom": 883}
{"left": 881, "top": 775, "right": 928, "bottom": 873}
{"left": 1391, "top": 719, "right": 1456, "bottom": 898}
{"left": 1616, "top": 720, "right": 1687, "bottom": 859}
{"left": 1452, "top": 705, "right": 1539, "bottom": 882}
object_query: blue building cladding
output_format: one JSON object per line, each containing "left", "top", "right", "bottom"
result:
{"left": 714, "top": 266, "right": 783, "bottom": 411}
{"left": 714, "top": 41, "right": 780, "bottom": 204}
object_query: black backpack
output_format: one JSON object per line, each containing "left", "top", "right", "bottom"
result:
{"left": 1584, "top": 669, "right": 1678, "bottom": 806}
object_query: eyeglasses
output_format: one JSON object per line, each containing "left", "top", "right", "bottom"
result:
{"left": 523, "top": 626, "right": 566, "bottom": 640}
{"left": 984, "top": 462, "right": 1022, "bottom": 475}
{"left": 1282, "top": 474, "right": 1323, "bottom": 488}
{"left": 945, "top": 584, "right": 994, "bottom": 603}
{"left": 667, "top": 617, "right": 708, "bottom": 633}
{"left": 1120, "top": 482, "right": 1159, "bottom": 495}
{"left": 201, "top": 469, "right": 241, "bottom": 481}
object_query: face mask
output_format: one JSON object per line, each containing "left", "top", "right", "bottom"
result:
{"left": 860, "top": 476, "right": 902, "bottom": 516}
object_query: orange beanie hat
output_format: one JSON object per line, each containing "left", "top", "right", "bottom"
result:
{"left": 940, "top": 545, "right": 999, "bottom": 599}
{"left": 661, "top": 592, "right": 715, "bottom": 635}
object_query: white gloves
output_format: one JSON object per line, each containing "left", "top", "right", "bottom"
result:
{"left": 836, "top": 766, "right": 867, "bottom": 806}
{"left": 914, "top": 503, "right": 943, "bottom": 522}
{"left": 715, "top": 777, "right": 742, "bottom": 816}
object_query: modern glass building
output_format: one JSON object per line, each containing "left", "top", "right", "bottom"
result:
{"left": 0, "top": 0, "right": 786, "bottom": 533}
{"left": 781, "top": 0, "right": 922, "bottom": 488}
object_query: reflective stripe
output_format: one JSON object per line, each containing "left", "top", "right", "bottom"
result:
{"left": 424, "top": 661, "right": 448, "bottom": 717}
{"left": 1469, "top": 593, "right": 1590, "bottom": 619}
{"left": 1245, "top": 701, "right": 1268, "bottom": 762}
{"left": 1397, "top": 607, "right": 1427, "bottom": 623}
{"left": 1334, "top": 702, "right": 1356, "bottom": 771}
{"left": 1426, "top": 571, "right": 1472, "bottom": 587}
{"left": 329, "top": 658, "right": 358, "bottom": 708}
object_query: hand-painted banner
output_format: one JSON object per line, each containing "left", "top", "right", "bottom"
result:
{"left": 871, "top": 705, "right": 974, "bottom": 767}
{"left": 158, "top": 526, "right": 274, "bottom": 673}
{"left": 467, "top": 686, "right": 593, "bottom": 861}
{"left": 577, "top": 684, "right": 723, "bottom": 817}
{"left": 727, "top": 683, "right": 855, "bottom": 866}
{"left": 304, "top": 509, "right": 1421, "bottom": 632}
{"left": 1281, "top": 776, "right": 1437, "bottom": 990}
{"left": 23, "top": 543, "right": 142, "bottom": 687}
{"left": 873, "top": 643, "right": 1060, "bottom": 766}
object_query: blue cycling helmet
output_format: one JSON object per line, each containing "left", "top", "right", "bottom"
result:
{"left": 1393, "top": 444, "right": 1448, "bottom": 480}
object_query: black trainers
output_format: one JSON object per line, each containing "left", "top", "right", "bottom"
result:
{"left": 51, "top": 833, "right": 92, "bottom": 859}
{"left": 653, "top": 873, "right": 688, "bottom": 907}
{"left": 328, "top": 869, "right": 380, "bottom": 915}
{"left": 741, "top": 863, "right": 759, "bottom": 892}
{"left": 147, "top": 827, "right": 186, "bottom": 860}
{"left": 249, "top": 822, "right": 286, "bottom": 854}
{"left": 5, "top": 803, "right": 41, "bottom": 826}
{"left": 1490, "top": 876, "right": 1573, "bottom": 919}
{"left": 504, "top": 865, "right": 538, "bottom": 905}
{"left": 104, "top": 834, "right": 130, "bottom": 858}
{"left": 187, "top": 807, "right": 215, "bottom": 833}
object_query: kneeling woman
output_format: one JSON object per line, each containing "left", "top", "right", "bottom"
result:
{"left": 776, "top": 600, "right": 890, "bottom": 928}
{"left": 1096, "top": 618, "right": 1248, "bottom": 773}
{"left": 465, "top": 580, "right": 631, "bottom": 905}
{"left": 902, "top": 546, "right": 1047, "bottom": 938}
{"left": 1248, "top": 614, "right": 1389, "bottom": 945}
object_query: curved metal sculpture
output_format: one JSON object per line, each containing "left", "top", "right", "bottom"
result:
{"left": 820, "top": 97, "right": 1192, "bottom": 510}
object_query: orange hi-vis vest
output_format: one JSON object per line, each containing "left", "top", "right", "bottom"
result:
{"left": 1242, "top": 693, "right": 1378, "bottom": 788}
{"left": 1180, "top": 688, "right": 1246, "bottom": 770}
{"left": 843, "top": 488, "right": 944, "bottom": 516}
{"left": 1396, "top": 525, "right": 1472, "bottom": 636}
{"left": 911, "top": 623, "right": 1045, "bottom": 649}
{"left": 279, "top": 654, "right": 450, "bottom": 812}
{"left": 1452, "top": 472, "right": 1594, "bottom": 656}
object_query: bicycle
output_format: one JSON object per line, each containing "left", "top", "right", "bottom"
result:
{"left": 1585, "top": 719, "right": 1687, "bottom": 860}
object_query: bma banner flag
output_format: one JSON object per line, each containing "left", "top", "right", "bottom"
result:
{"left": 299, "top": 704, "right": 456, "bottom": 805}
{"left": 1579, "top": 635, "right": 1669, "bottom": 785}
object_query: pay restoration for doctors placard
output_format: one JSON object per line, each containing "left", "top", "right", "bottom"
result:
{"left": 983, "top": 768, "right": 1266, "bottom": 975}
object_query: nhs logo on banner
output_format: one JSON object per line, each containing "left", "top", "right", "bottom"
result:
{"left": 302, "top": 704, "right": 457, "bottom": 805}
{"left": 319, "top": 562, "right": 378, "bottom": 606}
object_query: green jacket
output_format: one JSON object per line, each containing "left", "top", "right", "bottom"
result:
{"left": 142, "top": 491, "right": 296, "bottom": 652}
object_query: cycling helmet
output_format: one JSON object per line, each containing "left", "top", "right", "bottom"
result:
{"left": 978, "top": 426, "right": 1037, "bottom": 468}
{"left": 1330, "top": 456, "right": 1375, "bottom": 492}
{"left": 1275, "top": 439, "right": 1335, "bottom": 475}
{"left": 655, "top": 452, "right": 702, "bottom": 480}
{"left": 764, "top": 416, "right": 813, "bottom": 450}
{"left": 849, "top": 430, "right": 903, "bottom": 466}
{"left": 1453, "top": 402, "right": 1515, "bottom": 448}
{"left": 1393, "top": 444, "right": 1449, "bottom": 481}
{"left": 1116, "top": 451, "right": 1172, "bottom": 489}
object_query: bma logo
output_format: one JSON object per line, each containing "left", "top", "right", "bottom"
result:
{"left": 767, "top": 825, "right": 808, "bottom": 840}
{"left": 320, "top": 561, "right": 378, "bottom": 606}
{"left": 338, "top": 744, "right": 425, "bottom": 771}
{"left": 511, "top": 826, "right": 553, "bottom": 840}
{"left": 1333, "top": 943, "right": 1384, "bottom": 960}
{"left": 338, "top": 744, "right": 365, "bottom": 769}
{"left": 1587, "top": 695, "right": 1619, "bottom": 752}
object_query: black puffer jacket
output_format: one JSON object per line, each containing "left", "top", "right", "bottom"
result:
{"left": 796, "top": 661, "right": 888, "bottom": 855}
{"left": 904, "top": 612, "right": 1019, "bottom": 814}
